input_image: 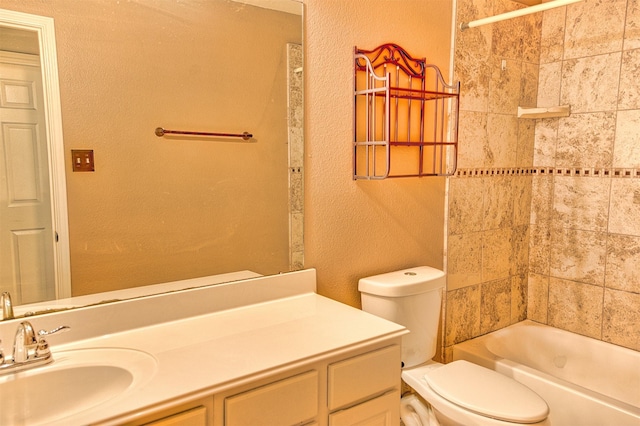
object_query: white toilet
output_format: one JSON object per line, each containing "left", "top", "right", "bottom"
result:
{"left": 359, "top": 267, "right": 550, "bottom": 426}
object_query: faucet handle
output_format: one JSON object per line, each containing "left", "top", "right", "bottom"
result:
{"left": 36, "top": 325, "right": 70, "bottom": 358}
{"left": 38, "top": 325, "right": 71, "bottom": 337}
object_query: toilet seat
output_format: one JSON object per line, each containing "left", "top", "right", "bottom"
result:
{"left": 424, "top": 360, "right": 549, "bottom": 424}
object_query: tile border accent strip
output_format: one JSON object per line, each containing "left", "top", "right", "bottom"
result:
{"left": 453, "top": 167, "right": 640, "bottom": 178}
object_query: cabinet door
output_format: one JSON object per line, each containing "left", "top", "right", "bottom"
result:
{"left": 328, "top": 390, "right": 400, "bottom": 426}
{"left": 328, "top": 345, "right": 400, "bottom": 410}
{"left": 225, "top": 370, "right": 318, "bottom": 426}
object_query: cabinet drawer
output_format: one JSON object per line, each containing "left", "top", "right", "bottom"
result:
{"left": 329, "top": 390, "right": 400, "bottom": 426}
{"left": 328, "top": 345, "right": 400, "bottom": 410}
{"left": 143, "top": 406, "right": 207, "bottom": 426}
{"left": 124, "top": 397, "right": 212, "bottom": 426}
{"left": 225, "top": 370, "right": 318, "bottom": 426}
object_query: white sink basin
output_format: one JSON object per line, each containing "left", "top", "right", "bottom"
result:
{"left": 0, "top": 348, "right": 157, "bottom": 425}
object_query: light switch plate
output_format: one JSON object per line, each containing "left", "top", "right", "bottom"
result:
{"left": 71, "top": 150, "right": 95, "bottom": 172}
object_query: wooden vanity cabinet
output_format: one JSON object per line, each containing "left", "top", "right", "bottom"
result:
{"left": 123, "top": 342, "right": 401, "bottom": 426}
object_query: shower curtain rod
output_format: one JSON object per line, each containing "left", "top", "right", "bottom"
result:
{"left": 460, "top": 0, "right": 582, "bottom": 30}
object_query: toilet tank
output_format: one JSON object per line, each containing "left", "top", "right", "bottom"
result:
{"left": 359, "top": 267, "right": 445, "bottom": 368}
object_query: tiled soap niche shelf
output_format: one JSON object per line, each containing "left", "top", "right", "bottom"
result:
{"left": 353, "top": 43, "right": 460, "bottom": 180}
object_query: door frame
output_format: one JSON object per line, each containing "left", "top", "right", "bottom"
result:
{"left": 0, "top": 9, "right": 70, "bottom": 299}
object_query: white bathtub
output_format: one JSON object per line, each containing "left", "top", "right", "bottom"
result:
{"left": 453, "top": 320, "right": 640, "bottom": 426}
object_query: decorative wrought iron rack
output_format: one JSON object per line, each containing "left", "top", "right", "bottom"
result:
{"left": 354, "top": 43, "right": 460, "bottom": 179}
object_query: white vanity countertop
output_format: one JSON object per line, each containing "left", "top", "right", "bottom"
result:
{"left": 49, "top": 291, "right": 406, "bottom": 425}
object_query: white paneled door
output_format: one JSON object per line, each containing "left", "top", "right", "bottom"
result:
{"left": 0, "top": 51, "right": 55, "bottom": 304}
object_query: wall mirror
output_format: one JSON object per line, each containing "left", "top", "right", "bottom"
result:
{"left": 0, "top": 0, "right": 303, "bottom": 317}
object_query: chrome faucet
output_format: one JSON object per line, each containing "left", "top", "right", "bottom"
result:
{"left": 13, "top": 321, "right": 39, "bottom": 363}
{"left": 0, "top": 321, "right": 70, "bottom": 375}
{"left": 1, "top": 292, "right": 14, "bottom": 320}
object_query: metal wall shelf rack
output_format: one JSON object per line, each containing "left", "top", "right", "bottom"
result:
{"left": 354, "top": 43, "right": 460, "bottom": 179}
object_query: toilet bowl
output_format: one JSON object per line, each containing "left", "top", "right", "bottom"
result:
{"left": 359, "top": 267, "right": 550, "bottom": 426}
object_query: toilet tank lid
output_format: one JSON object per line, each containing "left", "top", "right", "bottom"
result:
{"left": 358, "top": 266, "right": 445, "bottom": 297}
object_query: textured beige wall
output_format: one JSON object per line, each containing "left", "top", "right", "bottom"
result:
{"left": 2, "top": 1, "right": 301, "bottom": 295}
{"left": 304, "top": 0, "right": 453, "bottom": 307}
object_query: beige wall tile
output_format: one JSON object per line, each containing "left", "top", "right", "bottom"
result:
{"left": 489, "top": 58, "right": 521, "bottom": 115}
{"left": 483, "top": 176, "right": 514, "bottom": 230}
{"left": 552, "top": 176, "right": 611, "bottom": 232}
{"left": 457, "top": 110, "right": 489, "bottom": 168}
{"left": 529, "top": 224, "right": 551, "bottom": 275}
{"left": 618, "top": 49, "right": 640, "bottom": 109}
{"left": 448, "top": 178, "right": 484, "bottom": 235}
{"left": 491, "top": 0, "right": 526, "bottom": 60}
{"left": 561, "top": 53, "right": 622, "bottom": 113}
{"left": 527, "top": 273, "right": 549, "bottom": 323}
{"left": 540, "top": 7, "right": 566, "bottom": 63}
{"left": 481, "top": 278, "right": 512, "bottom": 334}
{"left": 448, "top": 232, "right": 483, "bottom": 290}
{"left": 442, "top": 345, "right": 454, "bottom": 364}
{"left": 556, "top": 112, "right": 616, "bottom": 168}
{"left": 522, "top": 15, "right": 542, "bottom": 64}
{"left": 624, "top": 0, "right": 640, "bottom": 50}
{"left": 291, "top": 211, "right": 304, "bottom": 252}
{"left": 603, "top": 288, "right": 640, "bottom": 350}
{"left": 487, "top": 0, "right": 540, "bottom": 62}
{"left": 290, "top": 249, "right": 304, "bottom": 271}
{"left": 445, "top": 285, "right": 481, "bottom": 346}
{"left": 482, "top": 228, "right": 513, "bottom": 282}
{"left": 548, "top": 277, "right": 604, "bottom": 339}
{"left": 537, "top": 62, "right": 562, "bottom": 108}
{"left": 455, "top": 59, "right": 490, "bottom": 113}
{"left": 486, "top": 114, "right": 518, "bottom": 167}
{"left": 533, "top": 119, "right": 558, "bottom": 166}
{"left": 550, "top": 228, "right": 607, "bottom": 285}
{"left": 605, "top": 234, "right": 640, "bottom": 293}
{"left": 290, "top": 170, "right": 304, "bottom": 213}
{"left": 608, "top": 179, "right": 640, "bottom": 236}
{"left": 530, "top": 175, "right": 553, "bottom": 224}
{"left": 455, "top": 0, "right": 491, "bottom": 113}
{"left": 511, "top": 225, "right": 530, "bottom": 277}
{"left": 511, "top": 274, "right": 528, "bottom": 323}
{"left": 521, "top": 63, "right": 539, "bottom": 107}
{"left": 564, "top": 0, "right": 626, "bottom": 59}
{"left": 614, "top": 109, "right": 640, "bottom": 167}
{"left": 517, "top": 120, "right": 535, "bottom": 168}
{"left": 513, "top": 175, "right": 533, "bottom": 227}
{"left": 456, "top": 0, "right": 493, "bottom": 59}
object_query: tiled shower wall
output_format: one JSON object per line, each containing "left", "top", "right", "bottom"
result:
{"left": 444, "top": 0, "right": 640, "bottom": 357}
{"left": 529, "top": 0, "right": 640, "bottom": 350}
{"left": 443, "top": 0, "right": 539, "bottom": 358}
